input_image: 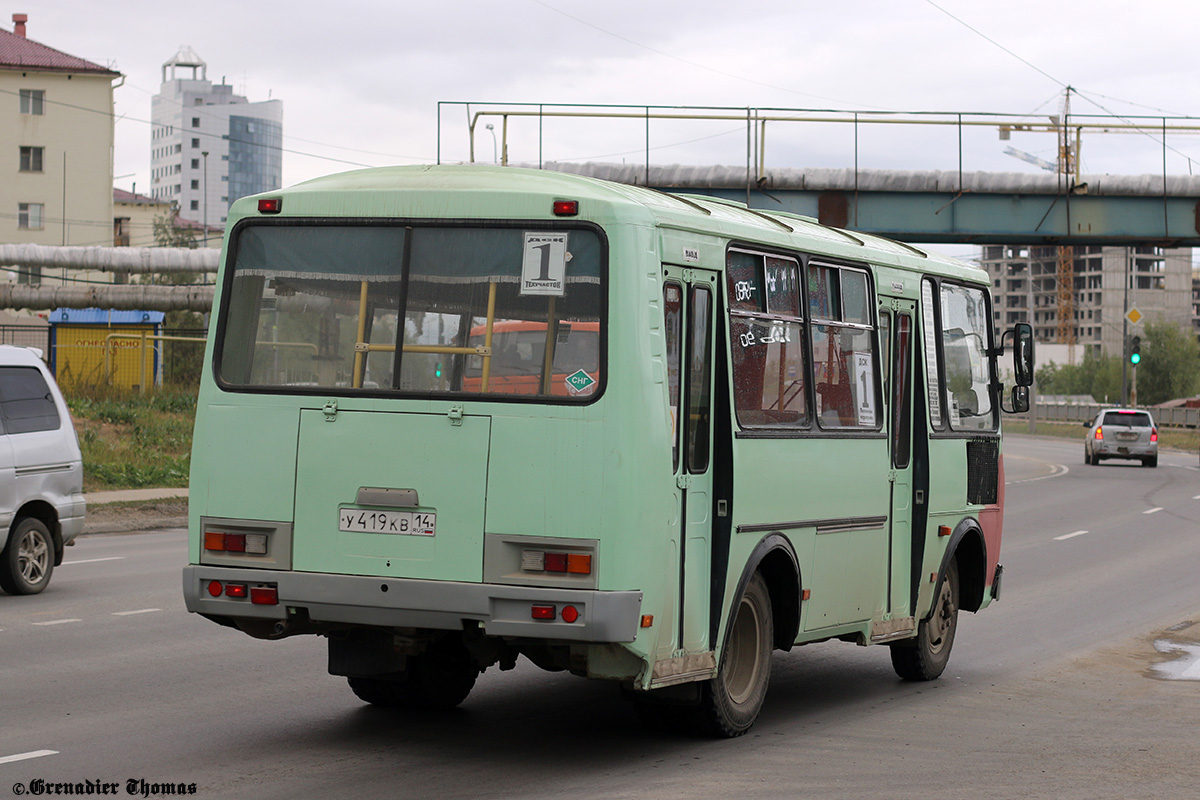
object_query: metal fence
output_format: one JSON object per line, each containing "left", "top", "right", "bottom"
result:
{"left": 1023, "top": 401, "right": 1200, "bottom": 428}
{"left": 0, "top": 324, "right": 208, "bottom": 392}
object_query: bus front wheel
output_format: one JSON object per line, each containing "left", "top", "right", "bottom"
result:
{"left": 891, "top": 559, "right": 958, "bottom": 681}
{"left": 699, "top": 571, "right": 773, "bottom": 737}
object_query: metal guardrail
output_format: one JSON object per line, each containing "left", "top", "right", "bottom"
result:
{"left": 1023, "top": 402, "right": 1200, "bottom": 428}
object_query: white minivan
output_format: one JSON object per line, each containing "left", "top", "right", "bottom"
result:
{"left": 0, "top": 345, "right": 86, "bottom": 594}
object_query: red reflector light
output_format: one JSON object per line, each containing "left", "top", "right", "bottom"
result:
{"left": 206, "top": 580, "right": 222, "bottom": 597}
{"left": 552, "top": 200, "right": 578, "bottom": 216}
{"left": 224, "top": 583, "right": 248, "bottom": 598}
{"left": 258, "top": 197, "right": 282, "bottom": 214}
{"left": 561, "top": 605, "right": 579, "bottom": 623}
{"left": 250, "top": 586, "right": 278, "bottom": 605}
{"left": 531, "top": 604, "right": 556, "bottom": 620}
{"left": 544, "top": 553, "right": 568, "bottom": 573}
{"left": 223, "top": 533, "right": 246, "bottom": 553}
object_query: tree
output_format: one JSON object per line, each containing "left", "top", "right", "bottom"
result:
{"left": 1033, "top": 347, "right": 1122, "bottom": 403}
{"left": 152, "top": 203, "right": 199, "bottom": 250}
{"left": 1135, "top": 319, "right": 1200, "bottom": 405}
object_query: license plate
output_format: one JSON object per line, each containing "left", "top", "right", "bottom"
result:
{"left": 1116, "top": 432, "right": 1138, "bottom": 441}
{"left": 338, "top": 508, "right": 436, "bottom": 536}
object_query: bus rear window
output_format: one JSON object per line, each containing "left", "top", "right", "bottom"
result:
{"left": 217, "top": 224, "right": 604, "bottom": 400}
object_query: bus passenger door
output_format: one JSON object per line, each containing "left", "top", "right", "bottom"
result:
{"left": 886, "top": 303, "right": 917, "bottom": 619}
{"left": 663, "top": 268, "right": 718, "bottom": 655}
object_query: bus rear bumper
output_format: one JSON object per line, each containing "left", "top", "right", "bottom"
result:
{"left": 182, "top": 566, "right": 643, "bottom": 643}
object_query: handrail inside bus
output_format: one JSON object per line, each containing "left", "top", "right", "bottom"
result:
{"left": 349, "top": 281, "right": 499, "bottom": 390}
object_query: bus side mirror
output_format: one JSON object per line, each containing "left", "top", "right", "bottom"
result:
{"left": 1005, "top": 385, "right": 1030, "bottom": 414}
{"left": 1011, "top": 323, "right": 1034, "bottom": 387}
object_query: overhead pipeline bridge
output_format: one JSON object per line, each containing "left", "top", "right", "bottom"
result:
{"left": 445, "top": 102, "right": 1200, "bottom": 247}
{"left": 547, "top": 162, "right": 1200, "bottom": 248}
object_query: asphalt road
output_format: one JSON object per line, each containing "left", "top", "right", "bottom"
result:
{"left": 2, "top": 435, "right": 1198, "bottom": 799}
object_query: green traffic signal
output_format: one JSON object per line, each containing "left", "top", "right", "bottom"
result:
{"left": 1129, "top": 336, "right": 1141, "bottom": 365}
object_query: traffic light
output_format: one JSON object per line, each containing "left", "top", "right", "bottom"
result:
{"left": 435, "top": 361, "right": 443, "bottom": 378}
{"left": 1130, "top": 336, "right": 1141, "bottom": 365}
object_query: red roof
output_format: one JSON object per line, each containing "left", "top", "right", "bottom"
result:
{"left": 0, "top": 25, "right": 120, "bottom": 75}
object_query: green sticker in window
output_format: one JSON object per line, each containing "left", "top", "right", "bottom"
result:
{"left": 565, "top": 369, "right": 596, "bottom": 395}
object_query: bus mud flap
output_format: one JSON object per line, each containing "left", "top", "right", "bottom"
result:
{"left": 650, "top": 651, "right": 716, "bottom": 688}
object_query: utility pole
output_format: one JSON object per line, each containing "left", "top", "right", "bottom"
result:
{"left": 1121, "top": 248, "right": 1129, "bottom": 406}
{"left": 202, "top": 151, "right": 210, "bottom": 248}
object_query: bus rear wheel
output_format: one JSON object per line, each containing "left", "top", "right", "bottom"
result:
{"left": 347, "top": 635, "right": 478, "bottom": 710}
{"left": 698, "top": 571, "right": 773, "bottom": 737}
{"left": 891, "top": 559, "right": 958, "bottom": 681}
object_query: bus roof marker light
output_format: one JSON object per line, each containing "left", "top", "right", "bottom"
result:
{"left": 258, "top": 198, "right": 282, "bottom": 214}
{"left": 552, "top": 200, "right": 578, "bottom": 216}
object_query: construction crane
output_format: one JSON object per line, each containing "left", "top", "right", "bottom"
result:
{"left": 1052, "top": 90, "right": 1078, "bottom": 358}
{"left": 1002, "top": 88, "right": 1079, "bottom": 361}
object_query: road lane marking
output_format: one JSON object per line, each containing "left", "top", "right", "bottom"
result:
{"left": 63, "top": 556, "right": 125, "bottom": 565}
{"left": 1054, "top": 530, "right": 1088, "bottom": 541}
{"left": 112, "top": 609, "right": 161, "bottom": 616}
{"left": 1194, "top": 494, "right": 1200, "bottom": 500}
{"left": 1144, "top": 507, "right": 1163, "bottom": 515}
{"left": 31, "top": 619, "right": 82, "bottom": 626}
{"left": 1006, "top": 460, "right": 1070, "bottom": 485}
{"left": 0, "top": 750, "right": 58, "bottom": 764}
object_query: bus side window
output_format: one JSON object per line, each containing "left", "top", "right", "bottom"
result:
{"left": 665, "top": 283, "right": 683, "bottom": 471}
{"left": 921, "top": 278, "right": 944, "bottom": 429}
{"left": 891, "top": 314, "right": 913, "bottom": 468}
{"left": 810, "top": 265, "right": 879, "bottom": 430}
{"left": 727, "top": 249, "right": 807, "bottom": 430}
{"left": 686, "top": 286, "right": 713, "bottom": 473}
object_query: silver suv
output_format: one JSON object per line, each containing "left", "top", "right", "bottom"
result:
{"left": 0, "top": 346, "right": 86, "bottom": 594}
{"left": 1083, "top": 408, "right": 1158, "bottom": 468}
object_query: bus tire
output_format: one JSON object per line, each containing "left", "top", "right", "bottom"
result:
{"left": 890, "top": 559, "right": 958, "bottom": 681}
{"left": 0, "top": 518, "right": 54, "bottom": 596}
{"left": 698, "top": 571, "right": 773, "bottom": 737}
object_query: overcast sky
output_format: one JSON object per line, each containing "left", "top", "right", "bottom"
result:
{"left": 11, "top": 0, "right": 1200, "bottom": 256}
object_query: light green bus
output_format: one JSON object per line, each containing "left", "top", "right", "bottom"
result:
{"left": 183, "top": 165, "right": 1033, "bottom": 737}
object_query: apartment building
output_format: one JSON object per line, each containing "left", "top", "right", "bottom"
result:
{"left": 981, "top": 244, "right": 1194, "bottom": 358}
{"left": 151, "top": 46, "right": 282, "bottom": 232}
{"left": 1, "top": 13, "right": 121, "bottom": 284}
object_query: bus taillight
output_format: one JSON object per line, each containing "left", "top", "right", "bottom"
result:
{"left": 205, "top": 531, "right": 268, "bottom": 554}
{"left": 250, "top": 586, "right": 278, "bottom": 605}
{"left": 522, "top": 549, "right": 592, "bottom": 575}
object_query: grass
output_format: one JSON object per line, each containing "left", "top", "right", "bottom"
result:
{"left": 67, "top": 387, "right": 196, "bottom": 491}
